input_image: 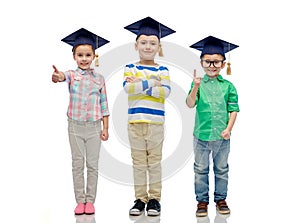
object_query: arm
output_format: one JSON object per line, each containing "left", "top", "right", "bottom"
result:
{"left": 101, "top": 116, "right": 109, "bottom": 141}
{"left": 123, "top": 66, "right": 156, "bottom": 95}
{"left": 145, "top": 70, "right": 171, "bottom": 99}
{"left": 99, "top": 79, "right": 110, "bottom": 141}
{"left": 221, "top": 111, "right": 237, "bottom": 140}
{"left": 186, "top": 69, "right": 202, "bottom": 108}
{"left": 222, "top": 83, "right": 239, "bottom": 139}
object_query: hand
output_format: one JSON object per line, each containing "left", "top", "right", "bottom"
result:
{"left": 101, "top": 128, "right": 109, "bottom": 141}
{"left": 125, "top": 76, "right": 142, "bottom": 83}
{"left": 221, "top": 129, "right": 231, "bottom": 140}
{"left": 153, "top": 79, "right": 161, "bottom": 87}
{"left": 193, "top": 69, "right": 202, "bottom": 88}
{"left": 52, "top": 65, "right": 64, "bottom": 83}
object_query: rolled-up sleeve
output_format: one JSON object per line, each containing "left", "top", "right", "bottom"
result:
{"left": 227, "top": 84, "right": 239, "bottom": 112}
{"left": 99, "top": 81, "right": 110, "bottom": 117}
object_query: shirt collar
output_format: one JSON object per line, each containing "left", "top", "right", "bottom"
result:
{"left": 76, "top": 67, "right": 95, "bottom": 76}
{"left": 203, "top": 74, "right": 224, "bottom": 82}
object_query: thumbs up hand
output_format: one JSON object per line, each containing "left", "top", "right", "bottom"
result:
{"left": 52, "top": 65, "right": 65, "bottom": 83}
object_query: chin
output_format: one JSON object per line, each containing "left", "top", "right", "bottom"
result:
{"left": 207, "top": 73, "right": 218, "bottom": 77}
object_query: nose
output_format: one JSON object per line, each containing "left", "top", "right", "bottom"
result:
{"left": 208, "top": 62, "right": 214, "bottom": 67}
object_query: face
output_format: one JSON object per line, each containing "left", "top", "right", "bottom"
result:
{"left": 73, "top": 44, "right": 95, "bottom": 70}
{"left": 201, "top": 54, "right": 226, "bottom": 77}
{"left": 135, "top": 35, "right": 160, "bottom": 64}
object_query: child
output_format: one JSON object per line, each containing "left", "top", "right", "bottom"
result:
{"left": 52, "top": 28, "right": 110, "bottom": 215}
{"left": 123, "top": 17, "right": 175, "bottom": 216}
{"left": 186, "top": 36, "right": 239, "bottom": 217}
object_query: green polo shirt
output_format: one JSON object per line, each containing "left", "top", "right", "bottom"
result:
{"left": 188, "top": 74, "right": 239, "bottom": 141}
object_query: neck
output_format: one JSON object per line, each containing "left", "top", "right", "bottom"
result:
{"left": 78, "top": 67, "right": 92, "bottom": 71}
{"left": 139, "top": 60, "right": 157, "bottom": 66}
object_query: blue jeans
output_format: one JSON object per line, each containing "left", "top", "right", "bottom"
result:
{"left": 193, "top": 137, "right": 230, "bottom": 203}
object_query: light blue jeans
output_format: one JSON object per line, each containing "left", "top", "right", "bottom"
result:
{"left": 193, "top": 137, "right": 230, "bottom": 203}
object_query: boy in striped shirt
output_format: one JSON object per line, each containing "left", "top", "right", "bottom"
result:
{"left": 123, "top": 17, "right": 175, "bottom": 216}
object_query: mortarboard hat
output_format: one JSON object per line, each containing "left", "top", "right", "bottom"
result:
{"left": 124, "top": 16, "right": 176, "bottom": 40}
{"left": 61, "top": 28, "right": 109, "bottom": 66}
{"left": 190, "top": 36, "right": 239, "bottom": 75}
{"left": 61, "top": 28, "right": 109, "bottom": 51}
{"left": 190, "top": 36, "right": 238, "bottom": 58}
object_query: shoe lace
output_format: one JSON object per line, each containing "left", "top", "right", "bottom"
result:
{"left": 147, "top": 199, "right": 159, "bottom": 209}
{"left": 217, "top": 200, "right": 228, "bottom": 208}
{"left": 133, "top": 199, "right": 144, "bottom": 209}
{"left": 197, "top": 202, "right": 207, "bottom": 209}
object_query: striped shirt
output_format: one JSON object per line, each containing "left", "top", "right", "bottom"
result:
{"left": 123, "top": 63, "right": 171, "bottom": 124}
{"left": 64, "top": 68, "right": 109, "bottom": 122}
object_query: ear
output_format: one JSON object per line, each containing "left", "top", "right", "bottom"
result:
{"left": 134, "top": 42, "right": 138, "bottom": 51}
{"left": 200, "top": 61, "right": 204, "bottom": 68}
{"left": 221, "top": 61, "right": 226, "bottom": 69}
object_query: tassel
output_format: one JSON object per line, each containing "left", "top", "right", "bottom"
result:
{"left": 95, "top": 54, "right": 99, "bottom": 67}
{"left": 226, "top": 62, "right": 231, "bottom": 75}
{"left": 158, "top": 43, "right": 163, "bottom": 57}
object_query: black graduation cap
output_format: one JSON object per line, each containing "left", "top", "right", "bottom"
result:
{"left": 190, "top": 35, "right": 238, "bottom": 59}
{"left": 124, "top": 16, "right": 176, "bottom": 40}
{"left": 61, "top": 28, "right": 109, "bottom": 51}
{"left": 190, "top": 36, "right": 239, "bottom": 75}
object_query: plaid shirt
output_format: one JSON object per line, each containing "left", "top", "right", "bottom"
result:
{"left": 64, "top": 68, "right": 109, "bottom": 121}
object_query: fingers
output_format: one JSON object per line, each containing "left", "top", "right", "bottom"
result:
{"left": 52, "top": 65, "right": 59, "bottom": 73}
{"left": 193, "top": 69, "right": 196, "bottom": 78}
{"left": 126, "top": 76, "right": 135, "bottom": 82}
{"left": 52, "top": 65, "right": 60, "bottom": 83}
{"left": 101, "top": 133, "right": 109, "bottom": 141}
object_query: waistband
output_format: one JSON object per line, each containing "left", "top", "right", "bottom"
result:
{"left": 68, "top": 118, "right": 101, "bottom": 126}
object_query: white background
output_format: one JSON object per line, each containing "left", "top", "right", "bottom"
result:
{"left": 1, "top": 0, "right": 300, "bottom": 222}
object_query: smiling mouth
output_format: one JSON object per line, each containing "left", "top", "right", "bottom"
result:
{"left": 208, "top": 69, "right": 217, "bottom": 72}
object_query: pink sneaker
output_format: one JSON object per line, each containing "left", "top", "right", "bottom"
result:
{"left": 85, "top": 202, "right": 95, "bottom": 215}
{"left": 74, "top": 203, "right": 85, "bottom": 215}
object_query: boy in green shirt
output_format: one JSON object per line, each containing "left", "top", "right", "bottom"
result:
{"left": 186, "top": 36, "right": 239, "bottom": 217}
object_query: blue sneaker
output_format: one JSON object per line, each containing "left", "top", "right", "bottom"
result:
{"left": 146, "top": 199, "right": 161, "bottom": 216}
{"left": 129, "top": 199, "right": 145, "bottom": 216}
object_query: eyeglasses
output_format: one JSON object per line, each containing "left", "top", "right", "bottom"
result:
{"left": 201, "top": 60, "right": 224, "bottom": 68}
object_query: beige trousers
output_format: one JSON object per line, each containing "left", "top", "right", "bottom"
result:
{"left": 68, "top": 119, "right": 101, "bottom": 203}
{"left": 128, "top": 123, "right": 164, "bottom": 203}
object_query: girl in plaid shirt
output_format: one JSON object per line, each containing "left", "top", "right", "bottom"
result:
{"left": 52, "top": 28, "right": 110, "bottom": 215}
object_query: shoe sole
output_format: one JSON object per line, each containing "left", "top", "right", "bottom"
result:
{"left": 216, "top": 208, "right": 230, "bottom": 215}
{"left": 196, "top": 212, "right": 208, "bottom": 217}
{"left": 129, "top": 210, "right": 144, "bottom": 216}
{"left": 147, "top": 210, "right": 160, "bottom": 216}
